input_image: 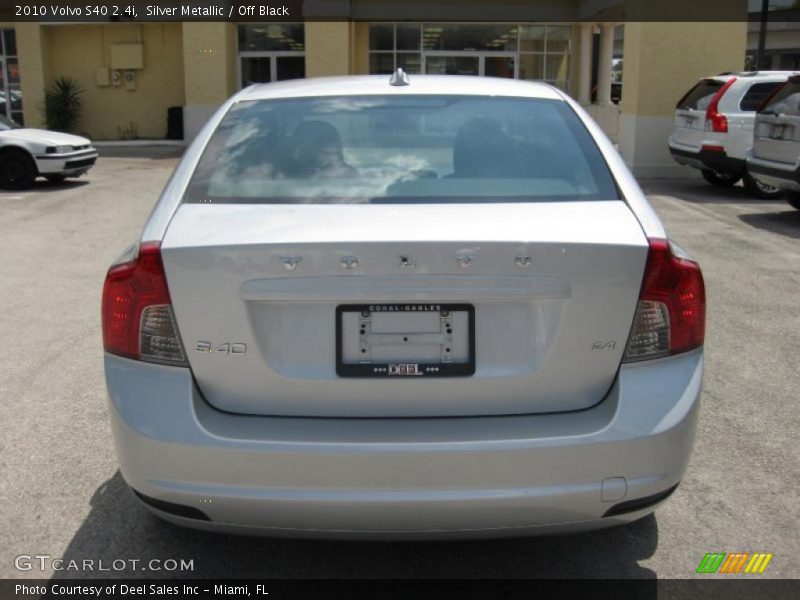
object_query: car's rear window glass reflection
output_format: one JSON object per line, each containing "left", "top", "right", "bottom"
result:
{"left": 184, "top": 95, "right": 619, "bottom": 204}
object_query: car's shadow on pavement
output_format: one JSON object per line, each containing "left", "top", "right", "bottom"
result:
{"left": 97, "top": 147, "right": 185, "bottom": 160}
{"left": 0, "top": 180, "right": 91, "bottom": 195}
{"left": 640, "top": 178, "right": 771, "bottom": 204}
{"left": 53, "top": 472, "right": 659, "bottom": 579}
{"left": 739, "top": 209, "right": 800, "bottom": 240}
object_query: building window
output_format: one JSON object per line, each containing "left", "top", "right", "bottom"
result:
{"left": 518, "top": 25, "right": 571, "bottom": 91}
{"left": 368, "top": 23, "right": 571, "bottom": 91}
{"left": 238, "top": 24, "right": 305, "bottom": 88}
{"left": 0, "top": 28, "right": 22, "bottom": 125}
{"left": 368, "top": 23, "right": 422, "bottom": 75}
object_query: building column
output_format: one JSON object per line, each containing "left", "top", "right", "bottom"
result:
{"left": 596, "top": 23, "right": 615, "bottom": 106}
{"left": 578, "top": 24, "right": 594, "bottom": 106}
{"left": 182, "top": 22, "right": 236, "bottom": 141}
{"left": 16, "top": 23, "right": 50, "bottom": 129}
{"left": 305, "top": 22, "right": 351, "bottom": 77}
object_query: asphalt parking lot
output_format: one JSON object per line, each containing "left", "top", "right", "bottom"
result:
{"left": 0, "top": 150, "right": 798, "bottom": 580}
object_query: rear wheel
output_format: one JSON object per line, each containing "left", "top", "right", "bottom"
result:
{"left": 0, "top": 149, "right": 36, "bottom": 190}
{"left": 701, "top": 169, "right": 740, "bottom": 187}
{"left": 786, "top": 193, "right": 800, "bottom": 211}
{"left": 45, "top": 174, "right": 66, "bottom": 184}
{"left": 743, "top": 171, "right": 783, "bottom": 199}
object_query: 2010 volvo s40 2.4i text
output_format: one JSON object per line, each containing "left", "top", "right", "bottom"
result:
{"left": 102, "top": 73, "right": 705, "bottom": 538}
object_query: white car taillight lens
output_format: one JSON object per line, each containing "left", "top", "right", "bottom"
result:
{"left": 102, "top": 242, "right": 187, "bottom": 366}
{"left": 623, "top": 238, "right": 705, "bottom": 362}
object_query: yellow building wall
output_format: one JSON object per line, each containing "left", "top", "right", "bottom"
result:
{"left": 352, "top": 22, "right": 370, "bottom": 75}
{"left": 182, "top": 22, "right": 237, "bottom": 106}
{"left": 39, "top": 23, "right": 184, "bottom": 140}
{"left": 305, "top": 22, "right": 351, "bottom": 77}
{"left": 16, "top": 24, "right": 51, "bottom": 129}
{"left": 181, "top": 22, "right": 236, "bottom": 141}
{"left": 569, "top": 24, "right": 582, "bottom": 96}
{"left": 621, "top": 21, "right": 748, "bottom": 118}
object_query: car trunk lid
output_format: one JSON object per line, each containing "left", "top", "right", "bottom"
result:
{"left": 161, "top": 200, "right": 648, "bottom": 417}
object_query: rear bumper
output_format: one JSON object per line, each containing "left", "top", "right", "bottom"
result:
{"left": 747, "top": 156, "right": 800, "bottom": 193}
{"left": 668, "top": 144, "right": 745, "bottom": 176}
{"left": 105, "top": 349, "right": 703, "bottom": 538}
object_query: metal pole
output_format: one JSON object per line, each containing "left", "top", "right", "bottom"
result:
{"left": 756, "top": 0, "right": 769, "bottom": 70}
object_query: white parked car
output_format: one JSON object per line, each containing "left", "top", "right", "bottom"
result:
{"left": 0, "top": 115, "right": 97, "bottom": 189}
{"left": 102, "top": 74, "right": 705, "bottom": 538}
{"left": 668, "top": 71, "right": 798, "bottom": 198}
{"left": 747, "top": 74, "right": 800, "bottom": 210}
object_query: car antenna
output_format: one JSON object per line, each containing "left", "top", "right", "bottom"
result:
{"left": 389, "top": 68, "right": 410, "bottom": 86}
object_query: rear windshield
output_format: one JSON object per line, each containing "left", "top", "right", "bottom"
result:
{"left": 184, "top": 95, "right": 619, "bottom": 205}
{"left": 676, "top": 80, "right": 723, "bottom": 111}
{"left": 760, "top": 79, "right": 800, "bottom": 116}
{"left": 740, "top": 82, "right": 784, "bottom": 112}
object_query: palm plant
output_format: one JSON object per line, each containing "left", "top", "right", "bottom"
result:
{"left": 43, "top": 77, "right": 84, "bottom": 133}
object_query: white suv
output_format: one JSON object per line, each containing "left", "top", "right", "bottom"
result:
{"left": 747, "top": 74, "right": 800, "bottom": 210}
{"left": 668, "top": 71, "right": 798, "bottom": 198}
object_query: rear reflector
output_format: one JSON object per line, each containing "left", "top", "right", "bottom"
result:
{"left": 623, "top": 239, "right": 705, "bottom": 362}
{"left": 102, "top": 242, "right": 187, "bottom": 365}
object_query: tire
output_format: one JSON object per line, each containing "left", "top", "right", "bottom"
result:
{"left": 45, "top": 174, "right": 66, "bottom": 184}
{"left": 786, "top": 192, "right": 800, "bottom": 211}
{"left": 0, "top": 149, "right": 37, "bottom": 190}
{"left": 743, "top": 171, "right": 784, "bottom": 199}
{"left": 701, "top": 169, "right": 740, "bottom": 187}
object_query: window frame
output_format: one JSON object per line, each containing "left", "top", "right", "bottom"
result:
{"left": 367, "top": 23, "right": 573, "bottom": 92}
{"left": 0, "top": 28, "right": 22, "bottom": 125}
{"left": 237, "top": 24, "right": 306, "bottom": 88}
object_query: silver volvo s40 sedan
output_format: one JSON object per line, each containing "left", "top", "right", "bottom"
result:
{"left": 102, "top": 73, "right": 705, "bottom": 538}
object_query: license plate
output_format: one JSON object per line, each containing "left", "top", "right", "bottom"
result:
{"left": 336, "top": 303, "right": 475, "bottom": 377}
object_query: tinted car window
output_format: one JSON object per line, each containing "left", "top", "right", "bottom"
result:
{"left": 184, "top": 95, "right": 619, "bottom": 205}
{"left": 676, "top": 80, "right": 723, "bottom": 111}
{"left": 739, "top": 82, "right": 784, "bottom": 112}
{"left": 760, "top": 79, "right": 800, "bottom": 116}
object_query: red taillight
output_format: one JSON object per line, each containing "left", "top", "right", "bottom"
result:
{"left": 705, "top": 77, "right": 736, "bottom": 133}
{"left": 624, "top": 239, "right": 705, "bottom": 362}
{"left": 101, "top": 242, "right": 187, "bottom": 365}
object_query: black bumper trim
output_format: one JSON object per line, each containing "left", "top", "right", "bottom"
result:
{"left": 35, "top": 151, "right": 97, "bottom": 161}
{"left": 747, "top": 161, "right": 800, "bottom": 185}
{"left": 65, "top": 157, "right": 97, "bottom": 169}
{"left": 669, "top": 147, "right": 745, "bottom": 176}
{"left": 132, "top": 489, "right": 212, "bottom": 521}
{"left": 602, "top": 483, "right": 679, "bottom": 518}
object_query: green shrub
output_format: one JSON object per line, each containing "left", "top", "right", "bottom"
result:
{"left": 43, "top": 77, "right": 84, "bottom": 133}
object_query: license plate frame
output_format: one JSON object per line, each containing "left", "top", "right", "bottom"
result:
{"left": 335, "top": 303, "right": 475, "bottom": 378}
